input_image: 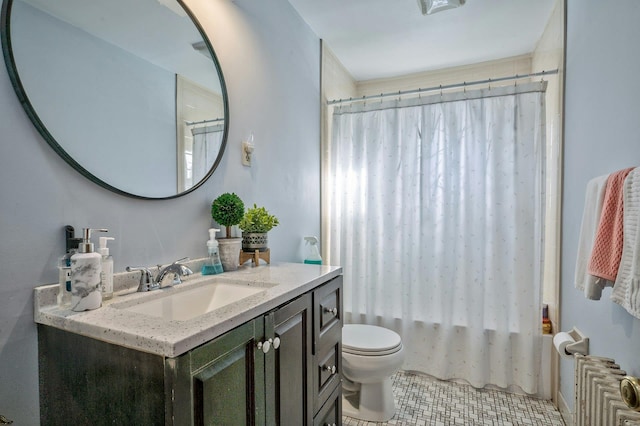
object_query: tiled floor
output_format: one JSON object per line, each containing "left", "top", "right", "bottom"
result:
{"left": 342, "top": 371, "right": 565, "bottom": 426}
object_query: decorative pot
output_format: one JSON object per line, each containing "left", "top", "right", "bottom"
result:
{"left": 217, "top": 237, "right": 242, "bottom": 271}
{"left": 242, "top": 232, "right": 268, "bottom": 252}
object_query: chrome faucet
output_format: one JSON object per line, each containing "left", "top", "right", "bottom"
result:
{"left": 156, "top": 257, "right": 194, "bottom": 286}
{"left": 126, "top": 257, "right": 193, "bottom": 292}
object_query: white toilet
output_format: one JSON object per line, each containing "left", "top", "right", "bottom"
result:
{"left": 341, "top": 324, "right": 404, "bottom": 422}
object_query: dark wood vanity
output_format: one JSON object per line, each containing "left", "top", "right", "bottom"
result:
{"left": 37, "top": 273, "right": 342, "bottom": 425}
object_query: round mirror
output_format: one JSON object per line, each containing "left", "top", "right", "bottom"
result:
{"left": 1, "top": 0, "right": 228, "bottom": 199}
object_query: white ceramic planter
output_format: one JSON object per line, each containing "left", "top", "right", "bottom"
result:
{"left": 217, "top": 238, "right": 242, "bottom": 271}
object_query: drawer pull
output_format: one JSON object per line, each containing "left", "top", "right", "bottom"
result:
{"left": 273, "top": 336, "right": 281, "bottom": 349}
{"left": 323, "top": 364, "right": 337, "bottom": 375}
{"left": 257, "top": 338, "right": 272, "bottom": 354}
{"left": 323, "top": 307, "right": 338, "bottom": 316}
{"left": 324, "top": 423, "right": 336, "bottom": 426}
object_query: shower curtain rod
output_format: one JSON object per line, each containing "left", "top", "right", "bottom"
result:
{"left": 185, "top": 117, "right": 225, "bottom": 126}
{"left": 327, "top": 68, "right": 559, "bottom": 106}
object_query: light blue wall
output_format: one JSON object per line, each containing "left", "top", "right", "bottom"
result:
{"left": 0, "top": 0, "right": 320, "bottom": 423}
{"left": 561, "top": 0, "right": 640, "bottom": 410}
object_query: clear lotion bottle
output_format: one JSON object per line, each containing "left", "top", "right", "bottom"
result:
{"left": 70, "top": 228, "right": 107, "bottom": 311}
{"left": 98, "top": 236, "right": 115, "bottom": 300}
{"left": 202, "top": 228, "right": 224, "bottom": 275}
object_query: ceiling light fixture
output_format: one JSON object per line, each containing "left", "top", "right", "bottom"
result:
{"left": 418, "top": 0, "right": 466, "bottom": 15}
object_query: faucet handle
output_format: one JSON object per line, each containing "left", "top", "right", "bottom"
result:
{"left": 169, "top": 264, "right": 193, "bottom": 285}
{"left": 156, "top": 257, "right": 191, "bottom": 270}
{"left": 126, "top": 266, "right": 159, "bottom": 292}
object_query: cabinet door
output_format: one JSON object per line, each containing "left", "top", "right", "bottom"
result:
{"left": 313, "top": 385, "right": 342, "bottom": 426}
{"left": 265, "top": 293, "right": 313, "bottom": 425}
{"left": 169, "top": 318, "right": 266, "bottom": 426}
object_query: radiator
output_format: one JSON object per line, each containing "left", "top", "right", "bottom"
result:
{"left": 575, "top": 354, "right": 640, "bottom": 426}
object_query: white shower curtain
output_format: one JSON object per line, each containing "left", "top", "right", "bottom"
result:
{"left": 190, "top": 124, "right": 224, "bottom": 185}
{"left": 326, "top": 82, "right": 546, "bottom": 393}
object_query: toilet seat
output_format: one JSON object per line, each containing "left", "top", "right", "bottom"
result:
{"left": 342, "top": 324, "right": 402, "bottom": 356}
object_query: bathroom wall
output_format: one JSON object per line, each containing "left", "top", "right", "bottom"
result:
{"left": 0, "top": 0, "right": 320, "bottom": 423}
{"left": 560, "top": 0, "right": 640, "bottom": 419}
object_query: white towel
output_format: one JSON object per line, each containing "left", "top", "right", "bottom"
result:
{"left": 574, "top": 175, "right": 609, "bottom": 299}
{"left": 612, "top": 167, "right": 640, "bottom": 318}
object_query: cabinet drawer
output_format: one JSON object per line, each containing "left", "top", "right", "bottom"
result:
{"left": 313, "top": 276, "right": 343, "bottom": 353}
{"left": 313, "top": 384, "right": 342, "bottom": 426}
{"left": 313, "top": 337, "right": 341, "bottom": 414}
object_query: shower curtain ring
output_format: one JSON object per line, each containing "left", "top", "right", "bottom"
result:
{"left": 440, "top": 85, "right": 443, "bottom": 99}
{"left": 488, "top": 78, "right": 491, "bottom": 91}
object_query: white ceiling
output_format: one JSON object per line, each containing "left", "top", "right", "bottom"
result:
{"left": 19, "top": 0, "right": 222, "bottom": 93}
{"left": 287, "top": 0, "right": 557, "bottom": 81}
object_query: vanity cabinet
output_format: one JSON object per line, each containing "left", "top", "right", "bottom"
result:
{"left": 38, "top": 275, "right": 343, "bottom": 425}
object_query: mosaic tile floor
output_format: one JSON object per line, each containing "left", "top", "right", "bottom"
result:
{"left": 342, "top": 371, "right": 565, "bottom": 426}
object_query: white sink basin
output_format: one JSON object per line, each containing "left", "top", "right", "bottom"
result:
{"left": 118, "top": 281, "right": 270, "bottom": 321}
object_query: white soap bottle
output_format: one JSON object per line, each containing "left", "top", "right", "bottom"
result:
{"left": 70, "top": 228, "right": 107, "bottom": 311}
{"left": 98, "top": 236, "right": 115, "bottom": 300}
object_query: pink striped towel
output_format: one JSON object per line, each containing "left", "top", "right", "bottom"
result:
{"left": 587, "top": 167, "right": 635, "bottom": 281}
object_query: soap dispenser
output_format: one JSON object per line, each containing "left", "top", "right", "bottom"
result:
{"left": 70, "top": 228, "right": 107, "bottom": 311}
{"left": 202, "top": 228, "right": 224, "bottom": 275}
{"left": 98, "top": 236, "right": 115, "bottom": 300}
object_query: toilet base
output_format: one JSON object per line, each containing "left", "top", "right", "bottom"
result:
{"left": 341, "top": 377, "right": 396, "bottom": 422}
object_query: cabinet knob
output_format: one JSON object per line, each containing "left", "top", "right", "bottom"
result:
{"left": 257, "top": 339, "right": 272, "bottom": 354}
{"left": 323, "top": 364, "right": 337, "bottom": 375}
{"left": 272, "top": 336, "right": 281, "bottom": 349}
{"left": 323, "top": 306, "right": 338, "bottom": 316}
{"left": 323, "top": 423, "right": 336, "bottom": 426}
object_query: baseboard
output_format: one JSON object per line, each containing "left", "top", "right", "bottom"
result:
{"left": 558, "top": 390, "right": 573, "bottom": 426}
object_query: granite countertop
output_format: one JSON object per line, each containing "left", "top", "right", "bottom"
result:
{"left": 34, "top": 262, "right": 342, "bottom": 358}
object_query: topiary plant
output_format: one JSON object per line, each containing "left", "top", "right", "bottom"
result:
{"left": 238, "top": 204, "right": 279, "bottom": 233}
{"left": 211, "top": 193, "right": 245, "bottom": 238}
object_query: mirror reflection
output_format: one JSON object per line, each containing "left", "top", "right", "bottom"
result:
{"left": 4, "top": 0, "right": 228, "bottom": 198}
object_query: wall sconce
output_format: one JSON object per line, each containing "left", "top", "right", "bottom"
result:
{"left": 418, "top": 0, "right": 465, "bottom": 15}
{"left": 242, "top": 133, "right": 254, "bottom": 167}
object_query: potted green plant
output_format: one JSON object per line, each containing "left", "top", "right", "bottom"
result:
{"left": 211, "top": 193, "right": 245, "bottom": 270}
{"left": 239, "top": 204, "right": 279, "bottom": 252}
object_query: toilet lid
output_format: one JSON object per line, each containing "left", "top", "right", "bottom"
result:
{"left": 342, "top": 324, "right": 402, "bottom": 356}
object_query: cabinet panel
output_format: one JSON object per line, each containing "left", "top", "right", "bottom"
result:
{"left": 38, "top": 325, "right": 165, "bottom": 426}
{"left": 313, "top": 276, "right": 343, "bottom": 354}
{"left": 171, "top": 318, "right": 265, "bottom": 426}
{"left": 313, "top": 385, "right": 342, "bottom": 426}
{"left": 313, "top": 338, "right": 341, "bottom": 414}
{"left": 193, "top": 345, "right": 251, "bottom": 425}
{"left": 268, "top": 293, "right": 313, "bottom": 426}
